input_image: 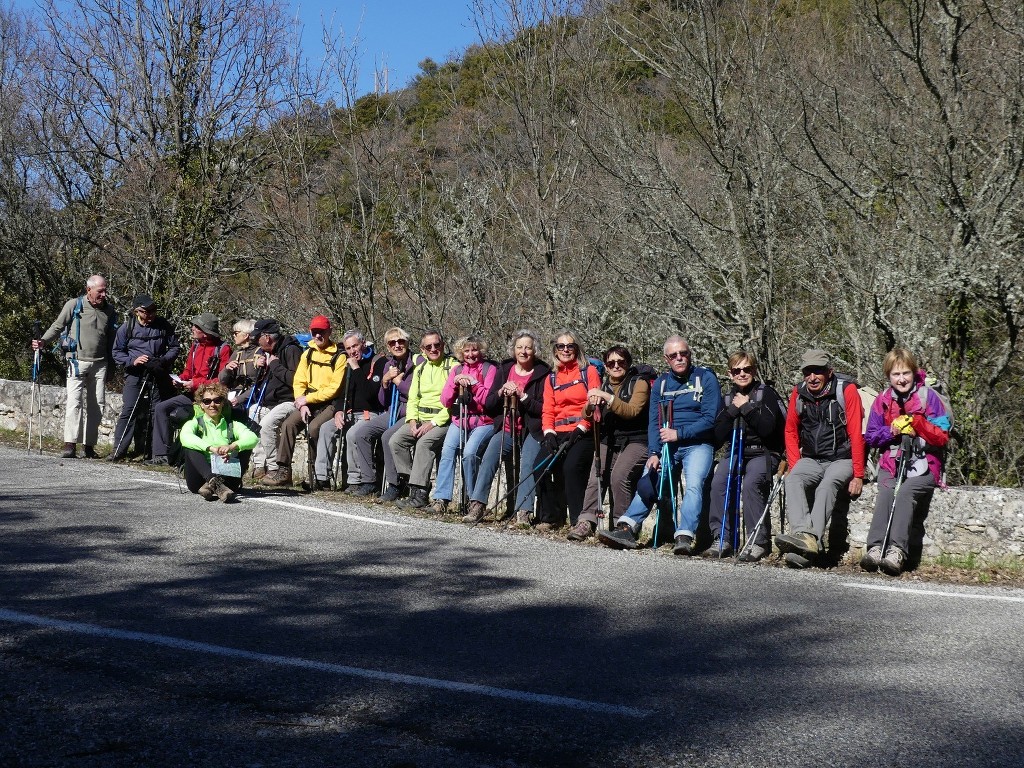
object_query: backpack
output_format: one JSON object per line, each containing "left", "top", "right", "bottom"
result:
{"left": 795, "top": 374, "right": 876, "bottom": 433}
{"left": 548, "top": 357, "right": 602, "bottom": 393}
{"left": 303, "top": 345, "right": 346, "bottom": 372}
{"left": 611, "top": 363, "right": 658, "bottom": 403}
{"left": 921, "top": 376, "right": 955, "bottom": 433}
{"left": 724, "top": 380, "right": 788, "bottom": 421}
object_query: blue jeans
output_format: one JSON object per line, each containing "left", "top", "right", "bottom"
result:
{"left": 471, "top": 431, "right": 542, "bottom": 512}
{"left": 434, "top": 423, "right": 495, "bottom": 502}
{"left": 620, "top": 443, "right": 714, "bottom": 537}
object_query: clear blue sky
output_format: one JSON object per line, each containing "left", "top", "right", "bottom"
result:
{"left": 292, "top": 1, "right": 481, "bottom": 97}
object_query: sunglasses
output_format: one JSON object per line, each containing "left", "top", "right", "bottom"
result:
{"left": 201, "top": 397, "right": 225, "bottom": 405}
{"left": 666, "top": 350, "right": 691, "bottom": 360}
{"left": 803, "top": 366, "right": 829, "bottom": 376}
{"left": 136, "top": 306, "right": 156, "bottom": 314}
{"left": 555, "top": 343, "right": 577, "bottom": 351}
{"left": 311, "top": 330, "right": 329, "bottom": 337}
{"left": 387, "top": 339, "right": 407, "bottom": 347}
{"left": 730, "top": 366, "right": 754, "bottom": 375}
{"left": 422, "top": 342, "right": 443, "bottom": 351}
{"left": 605, "top": 359, "right": 626, "bottom": 368}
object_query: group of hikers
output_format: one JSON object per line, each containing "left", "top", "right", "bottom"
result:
{"left": 33, "top": 276, "right": 952, "bottom": 576}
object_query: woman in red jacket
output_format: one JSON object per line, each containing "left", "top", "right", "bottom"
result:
{"left": 537, "top": 330, "right": 601, "bottom": 531}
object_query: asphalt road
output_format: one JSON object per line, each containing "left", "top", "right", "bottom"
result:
{"left": 1, "top": 446, "right": 1022, "bottom": 767}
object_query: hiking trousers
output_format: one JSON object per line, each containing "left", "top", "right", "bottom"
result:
{"left": 866, "top": 468, "right": 935, "bottom": 553}
{"left": 277, "top": 404, "right": 335, "bottom": 469}
{"left": 708, "top": 452, "right": 780, "bottom": 549}
{"left": 63, "top": 358, "right": 107, "bottom": 446}
{"left": 784, "top": 458, "right": 854, "bottom": 546}
{"left": 579, "top": 440, "right": 647, "bottom": 526}
{"left": 389, "top": 421, "right": 448, "bottom": 488}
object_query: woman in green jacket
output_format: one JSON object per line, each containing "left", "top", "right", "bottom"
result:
{"left": 179, "top": 382, "right": 259, "bottom": 502}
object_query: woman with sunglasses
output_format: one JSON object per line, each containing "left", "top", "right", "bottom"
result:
{"left": 570, "top": 345, "right": 651, "bottom": 541}
{"left": 705, "top": 351, "right": 786, "bottom": 560}
{"left": 463, "top": 330, "right": 551, "bottom": 525}
{"left": 368, "top": 328, "right": 423, "bottom": 502}
{"left": 178, "top": 382, "right": 259, "bottom": 502}
{"left": 536, "top": 330, "right": 601, "bottom": 531}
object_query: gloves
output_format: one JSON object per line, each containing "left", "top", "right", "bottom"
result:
{"left": 893, "top": 414, "right": 914, "bottom": 435}
{"left": 542, "top": 434, "right": 559, "bottom": 454}
{"left": 569, "top": 428, "right": 587, "bottom": 446}
{"left": 144, "top": 359, "right": 163, "bottom": 371}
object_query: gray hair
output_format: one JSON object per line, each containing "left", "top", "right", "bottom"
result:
{"left": 508, "top": 329, "right": 542, "bottom": 360}
{"left": 342, "top": 329, "right": 365, "bottom": 345}
{"left": 232, "top": 318, "right": 255, "bottom": 335}
{"left": 86, "top": 274, "right": 106, "bottom": 289}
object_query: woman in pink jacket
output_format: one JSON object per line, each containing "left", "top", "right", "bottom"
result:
{"left": 431, "top": 335, "right": 498, "bottom": 514}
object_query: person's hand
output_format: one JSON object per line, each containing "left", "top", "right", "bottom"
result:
{"left": 892, "top": 414, "right": 915, "bottom": 436}
{"left": 658, "top": 426, "right": 678, "bottom": 444}
{"left": 542, "top": 434, "right": 558, "bottom": 454}
{"left": 294, "top": 395, "right": 307, "bottom": 409}
{"left": 334, "top": 411, "right": 346, "bottom": 429}
{"left": 31, "top": 339, "right": 42, "bottom": 351}
{"left": 383, "top": 368, "right": 398, "bottom": 385}
{"left": 299, "top": 405, "right": 311, "bottom": 422}
{"left": 133, "top": 354, "right": 150, "bottom": 367}
{"left": 646, "top": 454, "right": 661, "bottom": 472}
{"left": 569, "top": 428, "right": 586, "bottom": 445}
{"left": 732, "top": 392, "right": 750, "bottom": 409}
{"left": 253, "top": 354, "right": 267, "bottom": 369}
{"left": 224, "top": 360, "right": 239, "bottom": 371}
{"left": 414, "top": 421, "right": 435, "bottom": 438}
{"left": 848, "top": 477, "right": 864, "bottom": 498}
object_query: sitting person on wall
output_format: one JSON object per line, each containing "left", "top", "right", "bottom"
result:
{"left": 178, "top": 382, "right": 259, "bottom": 503}
{"left": 859, "top": 347, "right": 950, "bottom": 576}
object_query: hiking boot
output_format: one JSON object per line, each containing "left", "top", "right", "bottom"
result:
{"left": 214, "top": 478, "right": 237, "bottom": 503}
{"left": 302, "top": 477, "right": 330, "bottom": 491}
{"left": 378, "top": 483, "right": 403, "bottom": 503}
{"left": 83, "top": 445, "right": 98, "bottom": 459}
{"left": 879, "top": 546, "right": 906, "bottom": 576}
{"left": 252, "top": 466, "right": 267, "bottom": 482}
{"left": 261, "top": 468, "right": 293, "bottom": 487}
{"left": 567, "top": 519, "right": 595, "bottom": 542}
{"left": 397, "top": 486, "right": 429, "bottom": 509}
{"left": 701, "top": 539, "right": 734, "bottom": 559}
{"left": 673, "top": 534, "right": 695, "bottom": 556}
{"left": 351, "top": 482, "right": 378, "bottom": 497}
{"left": 775, "top": 532, "right": 819, "bottom": 558}
{"left": 198, "top": 478, "right": 217, "bottom": 500}
{"left": 514, "top": 509, "right": 532, "bottom": 527}
{"left": 598, "top": 523, "right": 639, "bottom": 550}
{"left": 429, "top": 499, "right": 450, "bottom": 515}
{"left": 61, "top": 443, "right": 77, "bottom": 459}
{"left": 738, "top": 543, "right": 769, "bottom": 563}
{"left": 462, "top": 500, "right": 486, "bottom": 523}
{"left": 108, "top": 451, "right": 128, "bottom": 463}
{"left": 784, "top": 551, "right": 813, "bottom": 569}
{"left": 535, "top": 522, "right": 556, "bottom": 533}
{"left": 860, "top": 545, "right": 883, "bottom": 572}
{"left": 145, "top": 455, "right": 169, "bottom": 467}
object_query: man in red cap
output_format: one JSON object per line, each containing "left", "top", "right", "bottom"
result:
{"left": 263, "top": 316, "right": 347, "bottom": 487}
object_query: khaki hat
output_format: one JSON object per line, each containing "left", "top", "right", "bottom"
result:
{"left": 800, "top": 348, "right": 832, "bottom": 370}
{"left": 191, "top": 312, "right": 221, "bottom": 338}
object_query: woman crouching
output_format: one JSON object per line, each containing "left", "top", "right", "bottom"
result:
{"left": 179, "top": 382, "right": 259, "bottom": 502}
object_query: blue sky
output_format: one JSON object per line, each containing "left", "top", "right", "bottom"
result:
{"left": 292, "top": 1, "right": 481, "bottom": 96}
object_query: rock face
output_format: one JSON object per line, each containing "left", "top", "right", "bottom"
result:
{"left": 2, "top": 377, "right": 1022, "bottom": 560}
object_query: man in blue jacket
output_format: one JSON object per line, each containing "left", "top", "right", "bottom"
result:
{"left": 597, "top": 336, "right": 721, "bottom": 555}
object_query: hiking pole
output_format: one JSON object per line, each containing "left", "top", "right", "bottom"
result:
{"left": 28, "top": 321, "right": 42, "bottom": 453}
{"left": 488, "top": 439, "right": 569, "bottom": 518}
{"left": 490, "top": 396, "right": 511, "bottom": 512}
{"left": 720, "top": 416, "right": 741, "bottom": 556}
{"left": 880, "top": 434, "right": 914, "bottom": 558}
{"left": 739, "top": 459, "right": 787, "bottom": 560}
{"left": 112, "top": 370, "right": 151, "bottom": 459}
{"left": 733, "top": 423, "right": 746, "bottom": 552}
{"left": 303, "top": 411, "right": 316, "bottom": 490}
{"left": 593, "top": 398, "right": 610, "bottom": 532}
{"left": 653, "top": 401, "right": 675, "bottom": 548}
{"left": 508, "top": 396, "right": 520, "bottom": 520}
{"left": 458, "top": 384, "right": 469, "bottom": 515}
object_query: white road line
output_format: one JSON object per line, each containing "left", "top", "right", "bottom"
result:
{"left": 843, "top": 582, "right": 1024, "bottom": 603}
{"left": 251, "top": 497, "right": 408, "bottom": 527}
{"left": 135, "top": 479, "right": 407, "bottom": 527}
{"left": 0, "top": 608, "right": 650, "bottom": 717}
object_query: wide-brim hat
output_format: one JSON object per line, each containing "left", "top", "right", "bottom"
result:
{"left": 191, "top": 312, "right": 221, "bottom": 338}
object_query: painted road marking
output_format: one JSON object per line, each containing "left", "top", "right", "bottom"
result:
{"left": 0, "top": 608, "right": 650, "bottom": 717}
{"left": 844, "top": 582, "right": 1024, "bottom": 603}
{"left": 136, "top": 479, "right": 407, "bottom": 527}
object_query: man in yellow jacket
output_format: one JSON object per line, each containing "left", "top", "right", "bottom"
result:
{"left": 263, "top": 315, "right": 347, "bottom": 487}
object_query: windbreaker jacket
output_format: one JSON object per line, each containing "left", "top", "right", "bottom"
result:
{"left": 542, "top": 360, "right": 601, "bottom": 434}
{"left": 785, "top": 376, "right": 866, "bottom": 478}
{"left": 112, "top": 316, "right": 180, "bottom": 375}
{"left": 864, "top": 380, "right": 950, "bottom": 483}
{"left": 292, "top": 340, "right": 347, "bottom": 406}
{"left": 179, "top": 411, "right": 260, "bottom": 453}
{"left": 180, "top": 338, "right": 231, "bottom": 387}
{"left": 714, "top": 381, "right": 786, "bottom": 457}
{"left": 261, "top": 335, "right": 303, "bottom": 408}
{"left": 647, "top": 366, "right": 722, "bottom": 456}
{"left": 441, "top": 359, "right": 498, "bottom": 430}
{"left": 406, "top": 357, "right": 455, "bottom": 427}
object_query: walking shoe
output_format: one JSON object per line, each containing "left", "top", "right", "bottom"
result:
{"left": 860, "top": 545, "right": 883, "bottom": 572}
{"left": 514, "top": 509, "right": 532, "bottom": 527}
{"left": 302, "top": 476, "right": 330, "bottom": 491}
{"left": 598, "top": 523, "right": 640, "bottom": 550}
{"left": 784, "top": 551, "right": 813, "bottom": 569}
{"left": 108, "top": 451, "right": 128, "bottom": 463}
{"left": 145, "top": 455, "right": 170, "bottom": 467}
{"left": 535, "top": 522, "right": 556, "bottom": 533}
{"left": 673, "top": 534, "right": 695, "bottom": 556}
{"left": 701, "top": 539, "right": 734, "bottom": 559}
{"left": 462, "top": 500, "right": 486, "bottom": 523}
{"left": 879, "top": 546, "right": 906, "bottom": 576}
{"left": 378, "top": 483, "right": 403, "bottom": 503}
{"left": 214, "top": 477, "right": 237, "bottom": 503}
{"left": 252, "top": 466, "right": 267, "bottom": 482}
{"left": 351, "top": 482, "right": 378, "bottom": 497}
{"left": 775, "top": 532, "right": 819, "bottom": 558}
{"left": 198, "top": 478, "right": 217, "bottom": 500}
{"left": 738, "top": 543, "right": 769, "bottom": 562}
{"left": 61, "top": 442, "right": 77, "bottom": 459}
{"left": 428, "top": 499, "right": 450, "bottom": 515}
{"left": 396, "top": 486, "right": 429, "bottom": 509}
{"left": 567, "top": 519, "right": 595, "bottom": 542}
{"left": 261, "top": 468, "right": 293, "bottom": 487}
{"left": 83, "top": 445, "right": 98, "bottom": 459}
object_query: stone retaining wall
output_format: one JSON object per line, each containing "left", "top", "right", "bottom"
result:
{"left": 2, "top": 378, "right": 1021, "bottom": 561}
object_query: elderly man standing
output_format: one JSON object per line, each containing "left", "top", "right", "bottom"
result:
{"left": 597, "top": 336, "right": 721, "bottom": 555}
{"left": 33, "top": 275, "right": 119, "bottom": 458}
{"left": 774, "top": 348, "right": 866, "bottom": 568}
{"left": 263, "top": 315, "right": 347, "bottom": 487}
